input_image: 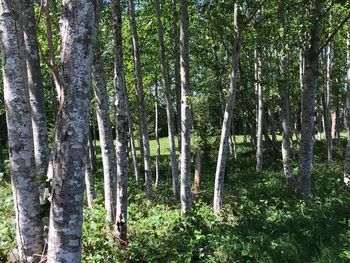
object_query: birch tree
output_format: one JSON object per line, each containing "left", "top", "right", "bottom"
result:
{"left": 22, "top": 0, "right": 49, "bottom": 177}
{"left": 92, "top": 0, "right": 117, "bottom": 222}
{"left": 47, "top": 0, "right": 94, "bottom": 261}
{"left": 299, "top": 1, "right": 321, "bottom": 197}
{"left": 0, "top": 0, "right": 43, "bottom": 261}
{"left": 113, "top": 0, "right": 129, "bottom": 241}
{"left": 213, "top": 0, "right": 240, "bottom": 214}
{"left": 127, "top": 0, "right": 153, "bottom": 199}
{"left": 344, "top": 31, "right": 350, "bottom": 185}
{"left": 155, "top": 0, "right": 179, "bottom": 198}
{"left": 179, "top": 0, "right": 191, "bottom": 214}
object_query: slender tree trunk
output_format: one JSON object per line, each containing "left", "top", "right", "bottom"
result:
{"left": 194, "top": 147, "right": 201, "bottom": 194}
{"left": 85, "top": 148, "right": 95, "bottom": 209}
{"left": 279, "top": 60, "right": 294, "bottom": 183}
{"left": 255, "top": 47, "right": 263, "bottom": 172}
{"left": 180, "top": 0, "right": 191, "bottom": 214}
{"left": 268, "top": 103, "right": 277, "bottom": 145}
{"left": 173, "top": 0, "right": 181, "bottom": 154}
{"left": 344, "top": 31, "right": 350, "bottom": 186}
{"left": 213, "top": 0, "right": 240, "bottom": 214}
{"left": 92, "top": 0, "right": 117, "bottom": 222}
{"left": 299, "top": 1, "right": 321, "bottom": 198}
{"left": 127, "top": 98, "right": 140, "bottom": 184}
{"left": 88, "top": 126, "right": 97, "bottom": 173}
{"left": 155, "top": 0, "right": 179, "bottom": 197}
{"left": 323, "top": 43, "right": 332, "bottom": 162}
{"left": 47, "top": 0, "right": 94, "bottom": 261}
{"left": 22, "top": 0, "right": 49, "bottom": 177}
{"left": 113, "top": 0, "right": 129, "bottom": 241}
{"left": 128, "top": 0, "right": 153, "bottom": 199}
{"left": 154, "top": 80, "right": 161, "bottom": 187}
{"left": 0, "top": 1, "right": 44, "bottom": 261}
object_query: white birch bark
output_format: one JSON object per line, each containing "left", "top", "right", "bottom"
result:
{"left": 344, "top": 32, "right": 350, "bottom": 185}
{"left": 113, "top": 0, "right": 129, "bottom": 241}
{"left": 127, "top": 0, "right": 153, "bottom": 199}
{"left": 0, "top": 1, "right": 44, "bottom": 261}
{"left": 154, "top": 79, "right": 160, "bottom": 187}
{"left": 22, "top": 0, "right": 49, "bottom": 177}
{"left": 299, "top": 1, "right": 321, "bottom": 198}
{"left": 92, "top": 0, "right": 117, "bottom": 222}
{"left": 155, "top": 0, "right": 179, "bottom": 197}
{"left": 255, "top": 48, "right": 263, "bottom": 172}
{"left": 84, "top": 148, "right": 95, "bottom": 209}
{"left": 213, "top": 0, "right": 240, "bottom": 214}
{"left": 180, "top": 0, "right": 191, "bottom": 214}
{"left": 47, "top": 0, "right": 94, "bottom": 261}
{"left": 323, "top": 43, "right": 332, "bottom": 162}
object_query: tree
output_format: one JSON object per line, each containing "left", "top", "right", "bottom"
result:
{"left": 345, "top": 30, "right": 350, "bottom": 185}
{"left": 47, "top": 0, "right": 94, "bottom": 261}
{"left": 213, "top": 0, "right": 240, "bottom": 214}
{"left": 127, "top": 0, "right": 153, "bottom": 199}
{"left": 22, "top": 0, "right": 49, "bottom": 177}
{"left": 113, "top": 0, "right": 129, "bottom": 242}
{"left": 0, "top": 0, "right": 44, "bottom": 261}
{"left": 180, "top": 0, "right": 191, "bottom": 214}
{"left": 155, "top": 0, "right": 179, "bottom": 198}
{"left": 299, "top": 1, "right": 322, "bottom": 198}
{"left": 92, "top": 0, "right": 117, "bottom": 222}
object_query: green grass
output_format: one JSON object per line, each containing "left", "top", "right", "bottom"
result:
{"left": 0, "top": 136, "right": 350, "bottom": 262}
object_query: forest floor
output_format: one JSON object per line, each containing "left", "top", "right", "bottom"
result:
{"left": 0, "top": 136, "right": 350, "bottom": 262}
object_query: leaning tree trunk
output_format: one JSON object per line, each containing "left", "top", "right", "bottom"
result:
{"left": 255, "top": 48, "right": 263, "bottom": 172}
{"left": 22, "top": 0, "right": 49, "bottom": 177}
{"left": 299, "top": 1, "right": 321, "bottom": 198}
{"left": 179, "top": 0, "right": 191, "bottom": 214}
{"left": 47, "top": 0, "right": 94, "bottom": 261}
{"left": 92, "top": 0, "right": 117, "bottom": 222}
{"left": 0, "top": 1, "right": 44, "bottom": 261}
{"left": 113, "top": 0, "right": 129, "bottom": 242}
{"left": 344, "top": 31, "right": 350, "bottom": 186}
{"left": 213, "top": 0, "right": 240, "bottom": 215}
{"left": 155, "top": 0, "right": 179, "bottom": 197}
{"left": 128, "top": 0, "right": 153, "bottom": 199}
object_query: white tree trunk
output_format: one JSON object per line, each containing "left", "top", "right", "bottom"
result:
{"left": 113, "top": 0, "right": 129, "bottom": 241}
{"left": 299, "top": 1, "right": 321, "bottom": 198}
{"left": 323, "top": 42, "right": 332, "bottom": 162}
{"left": 179, "top": 0, "right": 191, "bottom": 214}
{"left": 127, "top": 0, "right": 153, "bottom": 199}
{"left": 213, "top": 0, "right": 240, "bottom": 215}
{"left": 22, "top": 0, "right": 49, "bottom": 177}
{"left": 92, "top": 0, "right": 117, "bottom": 222}
{"left": 155, "top": 0, "right": 179, "bottom": 197}
{"left": 344, "top": 32, "right": 350, "bottom": 185}
{"left": 0, "top": 1, "right": 44, "bottom": 261}
{"left": 255, "top": 47, "right": 263, "bottom": 172}
{"left": 47, "top": 0, "right": 94, "bottom": 261}
{"left": 84, "top": 149, "right": 95, "bottom": 209}
{"left": 194, "top": 147, "right": 201, "bottom": 194}
{"left": 154, "top": 79, "right": 160, "bottom": 187}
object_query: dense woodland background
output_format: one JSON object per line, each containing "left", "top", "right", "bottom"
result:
{"left": 0, "top": 0, "right": 350, "bottom": 262}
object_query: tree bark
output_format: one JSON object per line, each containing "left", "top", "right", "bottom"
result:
{"left": 22, "top": 0, "right": 49, "bottom": 177}
{"left": 323, "top": 43, "right": 332, "bottom": 162}
{"left": 279, "top": 60, "right": 294, "bottom": 183}
{"left": 92, "top": 0, "right": 117, "bottom": 222}
{"left": 154, "top": 79, "right": 160, "bottom": 187}
{"left": 127, "top": 0, "right": 153, "bottom": 199}
{"left": 173, "top": 0, "right": 182, "bottom": 154}
{"left": 255, "top": 47, "right": 263, "bottom": 172}
{"left": 299, "top": 1, "right": 321, "bottom": 198}
{"left": 344, "top": 31, "right": 350, "bottom": 186}
{"left": 213, "top": 0, "right": 240, "bottom": 215}
{"left": 179, "top": 0, "right": 191, "bottom": 214}
{"left": 47, "top": 0, "right": 94, "bottom": 261}
{"left": 194, "top": 147, "right": 201, "bottom": 194}
{"left": 155, "top": 0, "right": 179, "bottom": 197}
{"left": 0, "top": 1, "right": 44, "bottom": 261}
{"left": 84, "top": 146, "right": 95, "bottom": 209}
{"left": 113, "top": 0, "right": 129, "bottom": 242}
